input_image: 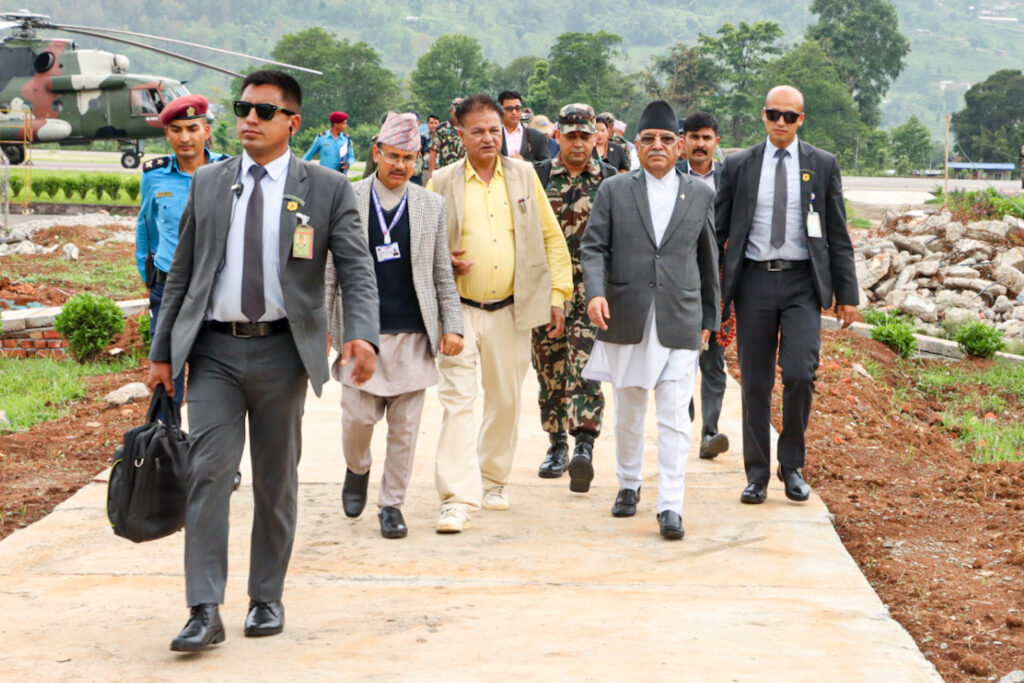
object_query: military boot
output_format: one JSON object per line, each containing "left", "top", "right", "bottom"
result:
{"left": 568, "top": 431, "right": 596, "bottom": 493}
{"left": 538, "top": 432, "right": 569, "bottom": 478}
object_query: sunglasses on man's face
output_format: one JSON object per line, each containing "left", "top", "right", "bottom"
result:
{"left": 764, "top": 108, "right": 801, "bottom": 124}
{"left": 233, "top": 100, "right": 296, "bottom": 121}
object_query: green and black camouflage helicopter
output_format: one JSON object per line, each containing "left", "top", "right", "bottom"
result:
{"left": 0, "top": 9, "right": 319, "bottom": 168}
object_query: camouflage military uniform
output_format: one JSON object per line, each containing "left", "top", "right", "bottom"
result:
{"left": 430, "top": 120, "right": 464, "bottom": 168}
{"left": 532, "top": 154, "right": 606, "bottom": 436}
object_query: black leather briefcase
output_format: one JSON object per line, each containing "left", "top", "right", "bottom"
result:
{"left": 106, "top": 386, "right": 190, "bottom": 543}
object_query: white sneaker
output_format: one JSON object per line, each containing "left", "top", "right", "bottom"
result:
{"left": 436, "top": 505, "right": 472, "bottom": 534}
{"left": 482, "top": 485, "right": 510, "bottom": 511}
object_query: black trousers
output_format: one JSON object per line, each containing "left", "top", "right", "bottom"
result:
{"left": 734, "top": 266, "right": 820, "bottom": 486}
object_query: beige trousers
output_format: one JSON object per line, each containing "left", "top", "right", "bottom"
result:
{"left": 435, "top": 304, "right": 531, "bottom": 509}
{"left": 341, "top": 385, "right": 426, "bottom": 509}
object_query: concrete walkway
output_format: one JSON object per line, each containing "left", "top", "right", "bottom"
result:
{"left": 0, "top": 369, "right": 940, "bottom": 681}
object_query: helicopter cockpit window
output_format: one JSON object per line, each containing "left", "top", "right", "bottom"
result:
{"left": 150, "top": 89, "right": 165, "bottom": 113}
{"left": 34, "top": 52, "right": 56, "bottom": 74}
{"left": 163, "top": 83, "right": 189, "bottom": 101}
{"left": 130, "top": 89, "right": 159, "bottom": 115}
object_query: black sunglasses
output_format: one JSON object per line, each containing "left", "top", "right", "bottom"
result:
{"left": 233, "top": 100, "right": 296, "bottom": 121}
{"left": 764, "top": 108, "right": 801, "bottom": 124}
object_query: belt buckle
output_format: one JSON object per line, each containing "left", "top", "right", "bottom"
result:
{"left": 767, "top": 260, "right": 783, "bottom": 272}
{"left": 230, "top": 322, "right": 252, "bottom": 339}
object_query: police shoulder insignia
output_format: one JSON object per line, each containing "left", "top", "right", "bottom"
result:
{"left": 142, "top": 156, "right": 170, "bottom": 173}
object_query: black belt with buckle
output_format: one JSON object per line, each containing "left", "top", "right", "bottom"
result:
{"left": 460, "top": 296, "right": 514, "bottom": 312}
{"left": 203, "top": 319, "right": 289, "bottom": 338}
{"left": 743, "top": 259, "right": 810, "bottom": 272}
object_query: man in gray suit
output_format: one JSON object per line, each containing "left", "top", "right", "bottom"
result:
{"left": 148, "top": 70, "right": 379, "bottom": 652}
{"left": 325, "top": 112, "right": 464, "bottom": 539}
{"left": 581, "top": 100, "right": 720, "bottom": 540}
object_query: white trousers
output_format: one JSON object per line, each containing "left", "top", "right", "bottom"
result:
{"left": 613, "top": 373, "right": 696, "bottom": 514}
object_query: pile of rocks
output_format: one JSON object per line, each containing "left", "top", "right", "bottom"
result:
{"left": 854, "top": 209, "right": 1024, "bottom": 339}
{"left": 0, "top": 213, "right": 134, "bottom": 256}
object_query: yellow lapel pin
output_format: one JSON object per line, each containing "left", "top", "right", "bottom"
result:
{"left": 286, "top": 200, "right": 298, "bottom": 212}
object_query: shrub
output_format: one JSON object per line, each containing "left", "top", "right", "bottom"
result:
{"left": 7, "top": 175, "right": 23, "bottom": 198}
{"left": 32, "top": 176, "right": 60, "bottom": 199}
{"left": 862, "top": 309, "right": 909, "bottom": 327}
{"left": 53, "top": 293, "right": 125, "bottom": 362}
{"left": 138, "top": 311, "right": 151, "bottom": 351}
{"left": 123, "top": 176, "right": 141, "bottom": 202}
{"left": 871, "top": 318, "right": 918, "bottom": 359}
{"left": 93, "top": 174, "right": 123, "bottom": 201}
{"left": 955, "top": 321, "right": 1005, "bottom": 359}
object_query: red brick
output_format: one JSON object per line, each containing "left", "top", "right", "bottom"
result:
{"left": 3, "top": 339, "right": 16, "bottom": 348}
{"left": 19, "top": 340, "right": 34, "bottom": 349}
{"left": 43, "top": 329, "right": 61, "bottom": 339}
{"left": 28, "top": 330, "right": 44, "bottom": 339}
{"left": 10, "top": 350, "right": 26, "bottom": 358}
{"left": 33, "top": 340, "right": 47, "bottom": 349}
{"left": 46, "top": 340, "right": 62, "bottom": 348}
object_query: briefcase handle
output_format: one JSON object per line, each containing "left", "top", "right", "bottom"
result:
{"left": 144, "top": 384, "right": 184, "bottom": 436}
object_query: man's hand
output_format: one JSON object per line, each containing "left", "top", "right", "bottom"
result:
{"left": 439, "top": 333, "right": 464, "bottom": 356}
{"left": 836, "top": 304, "right": 857, "bottom": 329}
{"left": 587, "top": 296, "right": 610, "bottom": 331}
{"left": 547, "top": 306, "right": 566, "bottom": 338}
{"left": 450, "top": 249, "right": 474, "bottom": 276}
{"left": 147, "top": 361, "right": 174, "bottom": 396}
{"left": 340, "top": 339, "right": 376, "bottom": 385}
{"left": 701, "top": 329, "right": 712, "bottom": 348}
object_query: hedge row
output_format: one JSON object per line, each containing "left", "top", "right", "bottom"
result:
{"left": 4, "top": 174, "right": 140, "bottom": 202}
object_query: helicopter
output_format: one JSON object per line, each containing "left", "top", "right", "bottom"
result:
{"left": 0, "top": 9, "right": 320, "bottom": 168}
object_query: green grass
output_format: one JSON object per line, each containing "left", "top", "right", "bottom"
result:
{"left": 941, "top": 412, "right": 1024, "bottom": 463}
{"left": 844, "top": 200, "right": 873, "bottom": 230}
{"left": 4, "top": 253, "right": 144, "bottom": 300}
{"left": 0, "top": 355, "right": 140, "bottom": 431}
{"left": 6, "top": 169, "right": 138, "bottom": 206}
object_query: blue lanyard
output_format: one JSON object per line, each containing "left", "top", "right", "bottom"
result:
{"left": 370, "top": 184, "right": 408, "bottom": 244}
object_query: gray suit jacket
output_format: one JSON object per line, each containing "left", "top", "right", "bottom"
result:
{"left": 325, "top": 178, "right": 463, "bottom": 355}
{"left": 581, "top": 168, "right": 720, "bottom": 350}
{"left": 149, "top": 154, "right": 380, "bottom": 396}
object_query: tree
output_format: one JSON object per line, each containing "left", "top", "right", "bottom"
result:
{"left": 271, "top": 28, "right": 398, "bottom": 132}
{"left": 697, "top": 22, "right": 784, "bottom": 145}
{"left": 760, "top": 40, "right": 865, "bottom": 167}
{"left": 409, "top": 34, "right": 494, "bottom": 117}
{"left": 493, "top": 56, "right": 541, "bottom": 101}
{"left": 530, "top": 32, "right": 638, "bottom": 117}
{"left": 645, "top": 43, "right": 720, "bottom": 117}
{"left": 807, "top": 0, "right": 910, "bottom": 127}
{"left": 890, "top": 116, "right": 933, "bottom": 169}
{"left": 951, "top": 69, "right": 1024, "bottom": 163}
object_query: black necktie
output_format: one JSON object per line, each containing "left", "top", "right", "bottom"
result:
{"left": 241, "top": 165, "right": 267, "bottom": 323}
{"left": 770, "top": 148, "right": 788, "bottom": 249}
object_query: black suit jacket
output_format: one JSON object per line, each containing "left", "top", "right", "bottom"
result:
{"left": 500, "top": 126, "right": 551, "bottom": 163}
{"left": 715, "top": 140, "right": 859, "bottom": 311}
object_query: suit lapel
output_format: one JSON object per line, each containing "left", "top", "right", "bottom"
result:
{"left": 520, "top": 129, "right": 529, "bottom": 157}
{"left": 660, "top": 171, "right": 696, "bottom": 245}
{"left": 278, "top": 157, "right": 309, "bottom": 272}
{"left": 798, "top": 140, "right": 816, "bottom": 224}
{"left": 629, "top": 170, "right": 657, "bottom": 246}
{"left": 405, "top": 184, "right": 422, "bottom": 266}
{"left": 211, "top": 157, "right": 241, "bottom": 250}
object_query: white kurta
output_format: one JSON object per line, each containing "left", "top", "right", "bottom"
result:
{"left": 583, "top": 169, "right": 699, "bottom": 390}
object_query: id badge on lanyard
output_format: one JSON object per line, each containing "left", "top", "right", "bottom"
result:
{"left": 371, "top": 184, "right": 408, "bottom": 262}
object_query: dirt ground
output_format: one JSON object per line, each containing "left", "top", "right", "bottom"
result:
{"left": 2, "top": 229, "right": 1023, "bottom": 681}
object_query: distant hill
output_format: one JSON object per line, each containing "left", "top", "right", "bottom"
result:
{"left": 19, "top": 0, "right": 1024, "bottom": 136}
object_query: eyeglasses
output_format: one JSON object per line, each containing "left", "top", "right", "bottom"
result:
{"left": 502, "top": 105, "right": 522, "bottom": 112}
{"left": 233, "top": 100, "right": 296, "bottom": 121}
{"left": 379, "top": 151, "right": 418, "bottom": 166}
{"left": 764, "top": 108, "right": 801, "bottom": 124}
{"left": 637, "top": 134, "right": 679, "bottom": 147}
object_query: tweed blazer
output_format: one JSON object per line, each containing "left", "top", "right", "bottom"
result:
{"left": 325, "top": 178, "right": 463, "bottom": 356}
{"left": 149, "top": 154, "right": 379, "bottom": 397}
{"left": 580, "top": 168, "right": 720, "bottom": 349}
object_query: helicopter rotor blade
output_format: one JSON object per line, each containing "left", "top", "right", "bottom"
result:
{"left": 54, "top": 26, "right": 245, "bottom": 79}
{"left": 0, "top": 21, "right": 20, "bottom": 31}
{"left": 55, "top": 23, "right": 322, "bottom": 75}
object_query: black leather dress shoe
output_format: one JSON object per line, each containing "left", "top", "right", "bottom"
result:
{"left": 567, "top": 432, "right": 595, "bottom": 493}
{"left": 378, "top": 506, "right": 408, "bottom": 539}
{"left": 740, "top": 482, "right": 767, "bottom": 504}
{"left": 170, "top": 604, "right": 224, "bottom": 652}
{"left": 611, "top": 487, "right": 640, "bottom": 517}
{"left": 244, "top": 600, "right": 284, "bottom": 637}
{"left": 342, "top": 468, "right": 370, "bottom": 518}
{"left": 538, "top": 433, "right": 569, "bottom": 478}
{"left": 698, "top": 433, "right": 729, "bottom": 459}
{"left": 657, "top": 510, "right": 684, "bottom": 540}
{"left": 777, "top": 465, "right": 811, "bottom": 502}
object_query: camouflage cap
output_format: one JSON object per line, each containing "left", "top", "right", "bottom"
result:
{"left": 557, "top": 103, "right": 596, "bottom": 134}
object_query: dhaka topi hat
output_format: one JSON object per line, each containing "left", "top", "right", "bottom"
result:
{"left": 637, "top": 100, "right": 677, "bottom": 134}
{"left": 377, "top": 112, "right": 422, "bottom": 152}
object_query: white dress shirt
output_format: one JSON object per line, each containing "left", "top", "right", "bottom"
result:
{"left": 208, "top": 149, "right": 290, "bottom": 322}
{"left": 745, "top": 136, "right": 809, "bottom": 262}
{"left": 685, "top": 160, "right": 716, "bottom": 191}
{"left": 504, "top": 124, "right": 524, "bottom": 157}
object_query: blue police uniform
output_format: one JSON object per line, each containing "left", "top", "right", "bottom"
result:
{"left": 135, "top": 148, "right": 228, "bottom": 408}
{"left": 303, "top": 130, "right": 355, "bottom": 173}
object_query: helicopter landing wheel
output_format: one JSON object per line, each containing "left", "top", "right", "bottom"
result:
{"left": 120, "top": 151, "right": 141, "bottom": 169}
{"left": 2, "top": 144, "right": 25, "bottom": 165}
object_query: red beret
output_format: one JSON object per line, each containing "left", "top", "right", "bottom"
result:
{"left": 159, "top": 94, "right": 209, "bottom": 126}
{"left": 329, "top": 111, "right": 349, "bottom": 123}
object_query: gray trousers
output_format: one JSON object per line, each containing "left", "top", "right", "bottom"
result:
{"left": 698, "top": 332, "right": 727, "bottom": 436}
{"left": 183, "top": 328, "right": 308, "bottom": 607}
{"left": 341, "top": 385, "right": 426, "bottom": 509}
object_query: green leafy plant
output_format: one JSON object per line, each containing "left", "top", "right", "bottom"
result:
{"left": 954, "top": 321, "right": 1005, "bottom": 359}
{"left": 93, "top": 174, "right": 123, "bottom": 201}
{"left": 32, "top": 176, "right": 59, "bottom": 199}
{"left": 138, "top": 312, "right": 151, "bottom": 351}
{"left": 7, "top": 175, "right": 23, "bottom": 198}
{"left": 58, "top": 175, "right": 80, "bottom": 200}
{"left": 52, "top": 293, "right": 125, "bottom": 362}
{"left": 871, "top": 318, "right": 918, "bottom": 359}
{"left": 123, "top": 176, "right": 141, "bottom": 202}
{"left": 862, "top": 309, "right": 909, "bottom": 327}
